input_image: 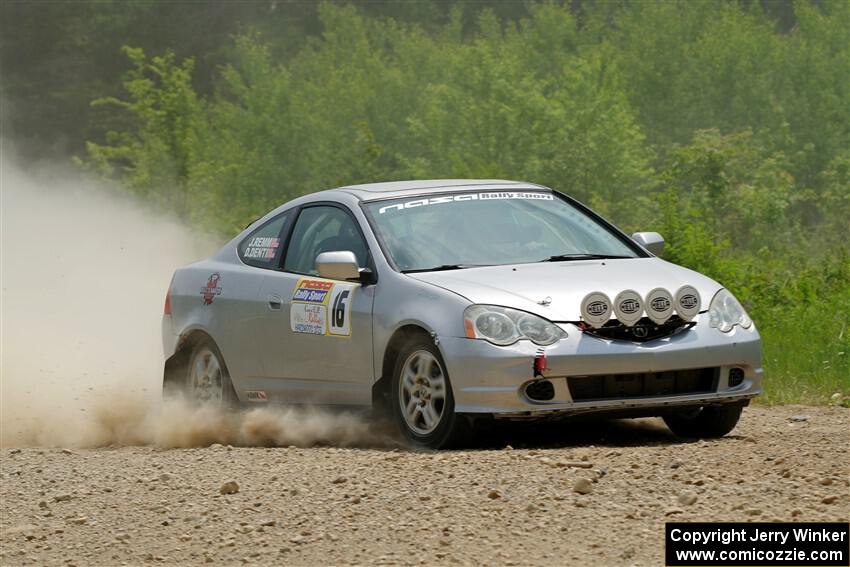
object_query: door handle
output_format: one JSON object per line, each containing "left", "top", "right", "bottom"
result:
{"left": 267, "top": 294, "right": 282, "bottom": 310}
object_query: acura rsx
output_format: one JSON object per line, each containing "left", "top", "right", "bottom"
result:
{"left": 162, "top": 179, "right": 762, "bottom": 448}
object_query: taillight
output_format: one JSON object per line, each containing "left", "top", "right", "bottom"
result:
{"left": 164, "top": 291, "right": 172, "bottom": 315}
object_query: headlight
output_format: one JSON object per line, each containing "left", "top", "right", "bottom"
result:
{"left": 464, "top": 305, "right": 567, "bottom": 346}
{"left": 708, "top": 289, "right": 752, "bottom": 333}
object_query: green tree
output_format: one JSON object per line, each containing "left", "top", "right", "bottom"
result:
{"left": 82, "top": 47, "right": 202, "bottom": 220}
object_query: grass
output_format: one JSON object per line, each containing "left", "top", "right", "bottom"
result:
{"left": 755, "top": 292, "right": 850, "bottom": 405}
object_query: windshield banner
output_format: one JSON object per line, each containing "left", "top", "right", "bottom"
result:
{"left": 377, "top": 192, "right": 553, "bottom": 214}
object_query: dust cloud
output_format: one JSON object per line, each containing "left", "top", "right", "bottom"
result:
{"left": 0, "top": 148, "right": 382, "bottom": 449}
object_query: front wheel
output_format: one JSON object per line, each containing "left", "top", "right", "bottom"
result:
{"left": 663, "top": 405, "right": 743, "bottom": 438}
{"left": 390, "top": 338, "right": 466, "bottom": 449}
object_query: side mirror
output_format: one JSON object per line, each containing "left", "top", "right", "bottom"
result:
{"left": 316, "top": 251, "right": 362, "bottom": 282}
{"left": 631, "top": 232, "right": 665, "bottom": 256}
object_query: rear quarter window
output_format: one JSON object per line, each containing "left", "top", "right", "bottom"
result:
{"left": 238, "top": 212, "right": 289, "bottom": 269}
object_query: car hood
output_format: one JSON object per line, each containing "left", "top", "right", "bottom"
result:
{"left": 407, "top": 258, "right": 722, "bottom": 322}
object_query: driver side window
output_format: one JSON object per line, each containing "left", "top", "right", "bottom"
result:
{"left": 284, "top": 205, "right": 368, "bottom": 275}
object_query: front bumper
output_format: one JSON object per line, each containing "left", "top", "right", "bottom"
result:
{"left": 439, "top": 315, "right": 762, "bottom": 417}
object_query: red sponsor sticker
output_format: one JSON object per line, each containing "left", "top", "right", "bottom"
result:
{"left": 301, "top": 280, "right": 334, "bottom": 291}
{"left": 201, "top": 273, "right": 222, "bottom": 305}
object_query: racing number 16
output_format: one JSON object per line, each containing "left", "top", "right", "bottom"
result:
{"left": 332, "top": 290, "right": 350, "bottom": 327}
{"left": 329, "top": 286, "right": 353, "bottom": 336}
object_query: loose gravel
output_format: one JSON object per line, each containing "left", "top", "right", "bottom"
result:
{"left": 1, "top": 405, "right": 847, "bottom": 566}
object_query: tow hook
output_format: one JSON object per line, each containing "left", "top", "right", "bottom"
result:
{"left": 533, "top": 351, "right": 548, "bottom": 378}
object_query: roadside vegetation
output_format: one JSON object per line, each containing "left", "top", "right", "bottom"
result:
{"left": 4, "top": 1, "right": 847, "bottom": 403}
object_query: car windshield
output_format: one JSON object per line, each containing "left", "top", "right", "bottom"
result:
{"left": 364, "top": 190, "right": 640, "bottom": 272}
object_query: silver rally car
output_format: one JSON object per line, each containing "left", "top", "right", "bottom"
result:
{"left": 162, "top": 179, "right": 762, "bottom": 448}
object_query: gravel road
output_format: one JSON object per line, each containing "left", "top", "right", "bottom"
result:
{"left": 1, "top": 404, "right": 847, "bottom": 566}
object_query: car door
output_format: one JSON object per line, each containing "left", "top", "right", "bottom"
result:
{"left": 254, "top": 203, "right": 375, "bottom": 405}
{"left": 218, "top": 211, "right": 292, "bottom": 391}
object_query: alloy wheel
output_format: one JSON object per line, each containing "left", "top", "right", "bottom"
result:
{"left": 398, "top": 350, "right": 447, "bottom": 435}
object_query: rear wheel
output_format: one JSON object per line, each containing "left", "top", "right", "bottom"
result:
{"left": 663, "top": 405, "right": 743, "bottom": 438}
{"left": 186, "top": 338, "right": 237, "bottom": 408}
{"left": 391, "top": 338, "right": 466, "bottom": 449}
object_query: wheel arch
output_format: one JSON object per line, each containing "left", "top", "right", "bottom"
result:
{"left": 162, "top": 328, "right": 220, "bottom": 396}
{"left": 372, "top": 324, "right": 437, "bottom": 411}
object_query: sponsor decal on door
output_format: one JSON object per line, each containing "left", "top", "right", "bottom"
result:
{"left": 289, "top": 278, "right": 355, "bottom": 338}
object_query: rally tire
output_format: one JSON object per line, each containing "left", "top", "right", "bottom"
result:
{"left": 390, "top": 337, "right": 467, "bottom": 450}
{"left": 185, "top": 337, "right": 238, "bottom": 409}
{"left": 663, "top": 405, "right": 743, "bottom": 438}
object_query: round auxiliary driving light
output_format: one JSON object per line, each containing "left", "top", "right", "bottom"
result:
{"left": 674, "top": 285, "right": 701, "bottom": 321}
{"left": 580, "top": 292, "right": 612, "bottom": 328}
{"left": 613, "top": 289, "right": 643, "bottom": 327}
{"left": 645, "top": 287, "right": 674, "bottom": 325}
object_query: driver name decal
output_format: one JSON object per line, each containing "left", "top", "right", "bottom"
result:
{"left": 243, "top": 236, "right": 280, "bottom": 260}
{"left": 377, "top": 192, "right": 553, "bottom": 214}
{"left": 290, "top": 278, "right": 355, "bottom": 338}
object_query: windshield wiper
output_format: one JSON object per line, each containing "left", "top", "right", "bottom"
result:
{"left": 541, "top": 253, "right": 633, "bottom": 262}
{"left": 401, "top": 264, "right": 488, "bottom": 274}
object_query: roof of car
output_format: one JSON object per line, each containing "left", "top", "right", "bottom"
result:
{"left": 331, "top": 179, "right": 548, "bottom": 200}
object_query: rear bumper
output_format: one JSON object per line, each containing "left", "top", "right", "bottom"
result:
{"left": 439, "top": 314, "right": 762, "bottom": 416}
{"left": 161, "top": 314, "right": 178, "bottom": 358}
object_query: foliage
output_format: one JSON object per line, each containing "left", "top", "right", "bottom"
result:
{"left": 652, "top": 130, "right": 849, "bottom": 403}
{"left": 81, "top": 47, "right": 202, "bottom": 220}
{"left": 33, "top": 1, "right": 850, "bottom": 402}
{"left": 0, "top": 0, "right": 537, "bottom": 159}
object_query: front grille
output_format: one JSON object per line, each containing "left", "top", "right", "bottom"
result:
{"left": 525, "top": 380, "right": 555, "bottom": 401}
{"left": 728, "top": 367, "right": 745, "bottom": 387}
{"left": 567, "top": 368, "right": 718, "bottom": 401}
{"left": 580, "top": 315, "right": 694, "bottom": 343}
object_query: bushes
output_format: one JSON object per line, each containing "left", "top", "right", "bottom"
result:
{"left": 652, "top": 130, "right": 849, "bottom": 403}
{"left": 82, "top": 2, "right": 849, "bottom": 402}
